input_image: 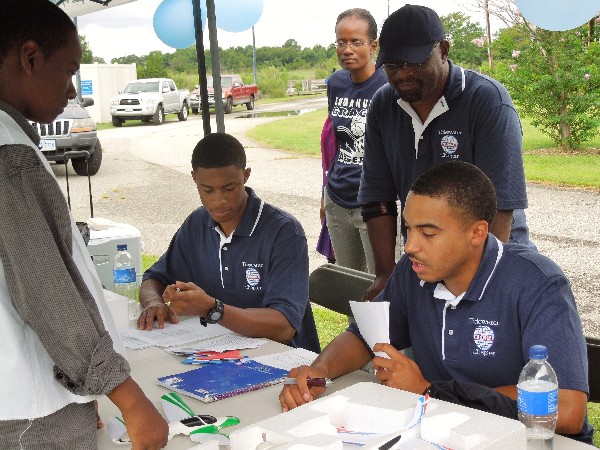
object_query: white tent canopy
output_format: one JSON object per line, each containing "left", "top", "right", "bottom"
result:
{"left": 53, "top": 0, "right": 137, "bottom": 17}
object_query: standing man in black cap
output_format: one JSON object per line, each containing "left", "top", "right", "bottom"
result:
{"left": 358, "top": 4, "right": 533, "bottom": 299}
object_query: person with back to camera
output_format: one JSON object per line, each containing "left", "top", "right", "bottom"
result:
{"left": 358, "top": 4, "right": 535, "bottom": 300}
{"left": 137, "top": 132, "right": 320, "bottom": 353}
{"left": 280, "top": 161, "right": 593, "bottom": 444}
{"left": 321, "top": 8, "right": 388, "bottom": 275}
{"left": 0, "top": 0, "right": 169, "bottom": 448}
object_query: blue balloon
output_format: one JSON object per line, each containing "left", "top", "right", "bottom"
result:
{"left": 515, "top": 0, "right": 600, "bottom": 31}
{"left": 215, "top": 0, "right": 264, "bottom": 33}
{"left": 153, "top": 0, "right": 207, "bottom": 49}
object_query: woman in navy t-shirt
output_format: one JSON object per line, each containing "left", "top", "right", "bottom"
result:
{"left": 323, "top": 8, "right": 388, "bottom": 274}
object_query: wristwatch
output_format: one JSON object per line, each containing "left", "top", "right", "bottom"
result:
{"left": 201, "top": 298, "right": 224, "bottom": 326}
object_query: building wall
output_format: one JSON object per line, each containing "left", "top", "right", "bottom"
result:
{"left": 78, "top": 63, "right": 137, "bottom": 123}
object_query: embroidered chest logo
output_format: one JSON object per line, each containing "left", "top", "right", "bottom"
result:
{"left": 438, "top": 129, "right": 461, "bottom": 159}
{"left": 242, "top": 262, "right": 264, "bottom": 291}
{"left": 473, "top": 325, "right": 494, "bottom": 351}
{"left": 440, "top": 135, "right": 458, "bottom": 156}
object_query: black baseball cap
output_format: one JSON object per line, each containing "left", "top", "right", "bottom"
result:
{"left": 376, "top": 4, "right": 446, "bottom": 69}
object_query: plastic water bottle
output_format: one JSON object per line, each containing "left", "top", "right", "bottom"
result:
{"left": 517, "top": 345, "right": 558, "bottom": 449}
{"left": 113, "top": 244, "right": 138, "bottom": 327}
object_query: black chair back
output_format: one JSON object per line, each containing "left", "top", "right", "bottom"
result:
{"left": 586, "top": 335, "right": 600, "bottom": 403}
{"left": 309, "top": 263, "right": 375, "bottom": 317}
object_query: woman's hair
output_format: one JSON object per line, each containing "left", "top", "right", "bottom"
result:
{"left": 335, "top": 8, "right": 378, "bottom": 41}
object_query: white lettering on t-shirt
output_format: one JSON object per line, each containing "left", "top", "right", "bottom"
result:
{"left": 331, "top": 96, "right": 370, "bottom": 167}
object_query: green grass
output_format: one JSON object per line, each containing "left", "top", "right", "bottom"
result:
{"left": 590, "top": 402, "right": 600, "bottom": 447}
{"left": 523, "top": 153, "right": 600, "bottom": 189}
{"left": 141, "top": 254, "right": 158, "bottom": 272}
{"left": 246, "top": 108, "right": 327, "bottom": 157}
{"left": 312, "top": 306, "right": 347, "bottom": 348}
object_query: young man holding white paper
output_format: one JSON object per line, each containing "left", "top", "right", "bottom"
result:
{"left": 279, "top": 161, "right": 592, "bottom": 444}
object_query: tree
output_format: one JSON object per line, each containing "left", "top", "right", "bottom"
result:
{"left": 79, "top": 35, "right": 105, "bottom": 64}
{"left": 471, "top": 0, "right": 600, "bottom": 150}
{"left": 440, "top": 12, "right": 487, "bottom": 69}
{"left": 111, "top": 54, "right": 146, "bottom": 65}
{"left": 137, "top": 51, "right": 168, "bottom": 79}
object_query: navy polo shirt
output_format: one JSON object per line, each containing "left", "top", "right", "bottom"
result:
{"left": 358, "top": 60, "right": 532, "bottom": 246}
{"left": 349, "top": 236, "right": 592, "bottom": 441}
{"left": 143, "top": 187, "right": 320, "bottom": 353}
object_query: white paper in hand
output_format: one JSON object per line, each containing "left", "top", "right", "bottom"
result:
{"left": 349, "top": 301, "right": 390, "bottom": 358}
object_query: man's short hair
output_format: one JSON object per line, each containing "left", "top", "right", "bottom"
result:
{"left": 191, "top": 132, "right": 246, "bottom": 171}
{"left": 0, "top": 0, "right": 77, "bottom": 64}
{"left": 410, "top": 161, "right": 497, "bottom": 226}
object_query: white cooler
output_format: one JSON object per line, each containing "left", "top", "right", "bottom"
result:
{"left": 86, "top": 221, "right": 143, "bottom": 292}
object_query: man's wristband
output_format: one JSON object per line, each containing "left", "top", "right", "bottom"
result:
{"left": 422, "top": 385, "right": 432, "bottom": 397}
{"left": 361, "top": 201, "right": 398, "bottom": 223}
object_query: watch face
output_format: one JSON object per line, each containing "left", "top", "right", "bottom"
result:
{"left": 210, "top": 311, "right": 222, "bottom": 321}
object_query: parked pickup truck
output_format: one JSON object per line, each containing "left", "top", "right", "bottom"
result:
{"left": 189, "top": 74, "right": 258, "bottom": 114}
{"left": 110, "top": 78, "right": 189, "bottom": 126}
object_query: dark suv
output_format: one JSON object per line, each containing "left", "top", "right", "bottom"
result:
{"left": 29, "top": 97, "right": 102, "bottom": 176}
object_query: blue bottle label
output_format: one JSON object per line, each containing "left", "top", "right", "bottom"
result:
{"left": 113, "top": 268, "right": 136, "bottom": 284}
{"left": 517, "top": 386, "right": 558, "bottom": 415}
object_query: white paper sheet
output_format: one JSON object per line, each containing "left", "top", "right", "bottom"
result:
{"left": 252, "top": 347, "right": 319, "bottom": 371}
{"left": 349, "top": 301, "right": 390, "bottom": 358}
{"left": 165, "top": 334, "right": 268, "bottom": 355}
{"left": 119, "top": 318, "right": 230, "bottom": 348}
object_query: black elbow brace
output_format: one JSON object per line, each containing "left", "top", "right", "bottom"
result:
{"left": 361, "top": 201, "right": 398, "bottom": 223}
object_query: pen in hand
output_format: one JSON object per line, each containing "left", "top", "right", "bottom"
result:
{"left": 283, "top": 377, "right": 333, "bottom": 388}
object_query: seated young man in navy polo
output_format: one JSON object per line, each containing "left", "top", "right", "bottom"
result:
{"left": 280, "top": 161, "right": 592, "bottom": 443}
{"left": 138, "top": 132, "right": 320, "bottom": 353}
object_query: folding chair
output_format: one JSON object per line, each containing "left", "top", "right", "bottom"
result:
{"left": 586, "top": 335, "right": 600, "bottom": 403}
{"left": 308, "top": 263, "right": 375, "bottom": 316}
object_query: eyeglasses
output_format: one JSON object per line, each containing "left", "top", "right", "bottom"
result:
{"left": 383, "top": 42, "right": 441, "bottom": 71}
{"left": 335, "top": 39, "right": 372, "bottom": 49}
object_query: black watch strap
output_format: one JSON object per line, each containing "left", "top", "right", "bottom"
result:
{"left": 201, "top": 298, "right": 224, "bottom": 326}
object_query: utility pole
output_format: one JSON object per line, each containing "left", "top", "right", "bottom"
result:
{"left": 193, "top": 0, "right": 210, "bottom": 135}
{"left": 252, "top": 26, "right": 257, "bottom": 86}
{"left": 73, "top": 16, "right": 83, "bottom": 101}
{"left": 484, "top": 0, "right": 494, "bottom": 69}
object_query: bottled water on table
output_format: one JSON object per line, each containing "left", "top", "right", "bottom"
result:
{"left": 113, "top": 244, "right": 139, "bottom": 327}
{"left": 517, "top": 345, "right": 558, "bottom": 449}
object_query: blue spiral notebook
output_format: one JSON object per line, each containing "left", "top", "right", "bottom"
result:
{"left": 157, "top": 358, "right": 288, "bottom": 403}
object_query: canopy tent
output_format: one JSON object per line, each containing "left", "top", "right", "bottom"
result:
{"left": 53, "top": 0, "right": 137, "bottom": 17}
{"left": 51, "top": 0, "right": 224, "bottom": 135}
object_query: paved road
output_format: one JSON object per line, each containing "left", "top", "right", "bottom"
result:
{"left": 52, "top": 97, "right": 600, "bottom": 337}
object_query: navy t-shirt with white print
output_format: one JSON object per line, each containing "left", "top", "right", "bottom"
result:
{"left": 326, "top": 68, "right": 387, "bottom": 209}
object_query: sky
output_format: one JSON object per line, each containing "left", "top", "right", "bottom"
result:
{"left": 76, "top": 0, "right": 495, "bottom": 63}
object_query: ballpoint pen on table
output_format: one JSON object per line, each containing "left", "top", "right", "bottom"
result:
{"left": 283, "top": 377, "right": 333, "bottom": 387}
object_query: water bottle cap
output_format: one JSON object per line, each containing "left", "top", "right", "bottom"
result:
{"left": 117, "top": 244, "right": 128, "bottom": 251}
{"left": 529, "top": 344, "right": 548, "bottom": 359}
